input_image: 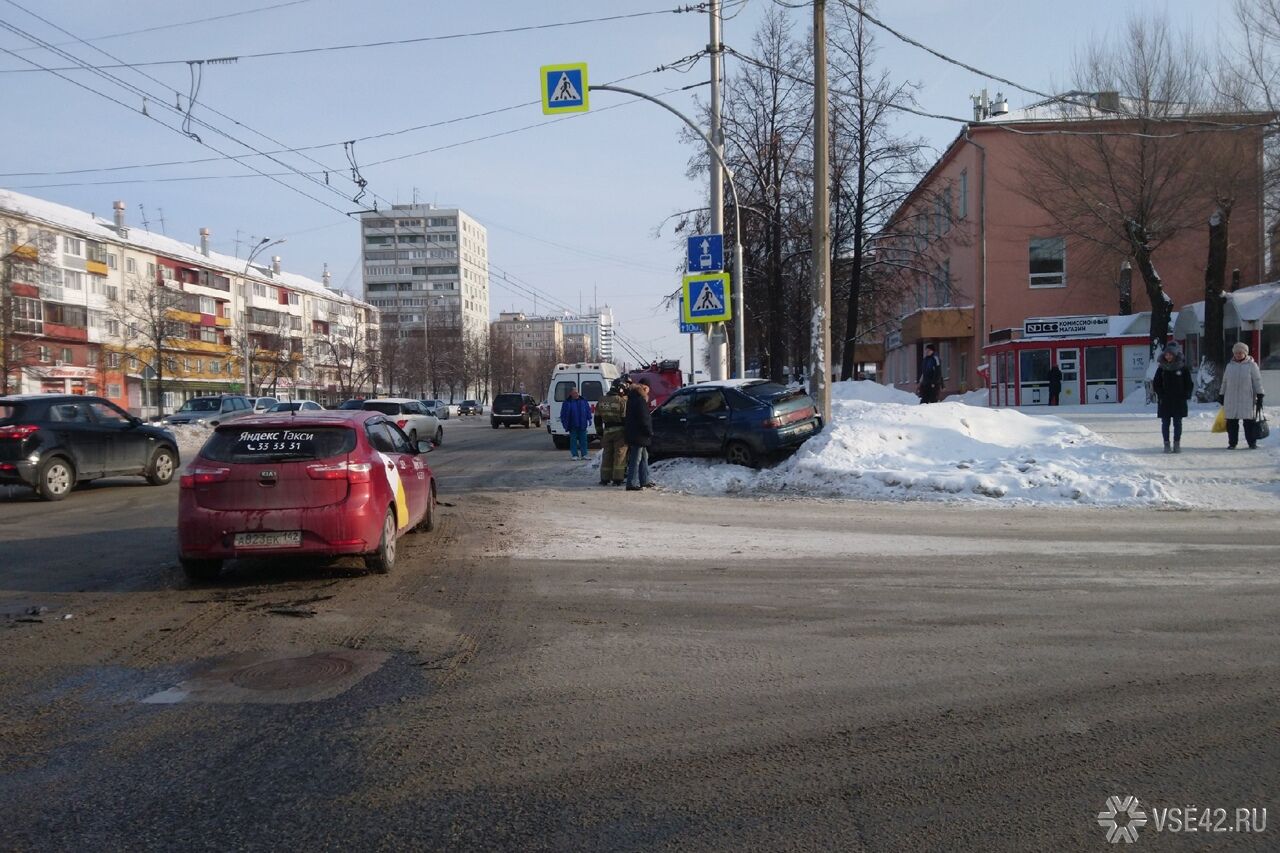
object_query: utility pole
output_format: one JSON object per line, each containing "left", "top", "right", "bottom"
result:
{"left": 810, "top": 0, "right": 832, "bottom": 421}
{"left": 706, "top": 0, "right": 729, "bottom": 381}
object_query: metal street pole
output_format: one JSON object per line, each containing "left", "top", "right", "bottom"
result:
{"left": 589, "top": 83, "right": 748, "bottom": 383}
{"left": 810, "top": 0, "right": 832, "bottom": 421}
{"left": 706, "top": 0, "right": 729, "bottom": 381}
{"left": 241, "top": 238, "right": 283, "bottom": 396}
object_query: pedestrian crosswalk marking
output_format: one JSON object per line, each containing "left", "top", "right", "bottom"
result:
{"left": 549, "top": 72, "right": 581, "bottom": 103}
{"left": 693, "top": 283, "right": 723, "bottom": 312}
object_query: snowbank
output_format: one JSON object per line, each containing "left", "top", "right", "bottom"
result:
{"left": 653, "top": 393, "right": 1175, "bottom": 506}
{"left": 945, "top": 388, "right": 989, "bottom": 407}
{"left": 164, "top": 424, "right": 213, "bottom": 461}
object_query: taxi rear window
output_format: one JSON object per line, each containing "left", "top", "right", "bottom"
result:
{"left": 201, "top": 426, "right": 356, "bottom": 462}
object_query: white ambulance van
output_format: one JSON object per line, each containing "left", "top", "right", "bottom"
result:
{"left": 546, "top": 362, "right": 622, "bottom": 449}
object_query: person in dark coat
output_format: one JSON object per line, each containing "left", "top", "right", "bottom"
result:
{"left": 1048, "top": 364, "right": 1063, "bottom": 406}
{"left": 1152, "top": 341, "right": 1193, "bottom": 453}
{"left": 918, "top": 344, "right": 942, "bottom": 404}
{"left": 623, "top": 380, "right": 654, "bottom": 490}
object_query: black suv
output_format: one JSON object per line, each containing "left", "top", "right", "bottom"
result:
{"left": 491, "top": 393, "right": 541, "bottom": 428}
{"left": 0, "top": 395, "right": 180, "bottom": 500}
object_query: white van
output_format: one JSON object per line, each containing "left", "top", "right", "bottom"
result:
{"left": 546, "top": 362, "right": 622, "bottom": 449}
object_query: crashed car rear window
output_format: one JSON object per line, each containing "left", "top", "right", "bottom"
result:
{"left": 0, "top": 403, "right": 24, "bottom": 425}
{"left": 737, "top": 382, "right": 790, "bottom": 400}
{"left": 200, "top": 426, "right": 356, "bottom": 462}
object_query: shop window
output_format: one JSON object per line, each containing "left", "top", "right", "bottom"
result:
{"left": 1029, "top": 237, "right": 1066, "bottom": 287}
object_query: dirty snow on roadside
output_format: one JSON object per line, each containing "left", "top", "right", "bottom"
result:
{"left": 163, "top": 424, "right": 214, "bottom": 461}
{"left": 649, "top": 381, "right": 1177, "bottom": 506}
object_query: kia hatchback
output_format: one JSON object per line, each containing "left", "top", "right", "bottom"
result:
{"left": 177, "top": 411, "right": 436, "bottom": 582}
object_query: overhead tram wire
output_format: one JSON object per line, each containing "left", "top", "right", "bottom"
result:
{"left": 0, "top": 60, "right": 699, "bottom": 180}
{"left": 0, "top": 4, "right": 717, "bottom": 74}
{"left": 0, "top": 38, "right": 350, "bottom": 216}
{"left": 0, "top": 2, "right": 391, "bottom": 212}
{"left": 723, "top": 46, "right": 1272, "bottom": 140}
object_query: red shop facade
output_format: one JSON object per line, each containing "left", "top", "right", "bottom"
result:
{"left": 983, "top": 314, "right": 1155, "bottom": 407}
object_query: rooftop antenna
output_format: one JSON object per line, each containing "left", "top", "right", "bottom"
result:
{"left": 157, "top": 207, "right": 167, "bottom": 236}
{"left": 138, "top": 203, "right": 150, "bottom": 230}
{"left": 233, "top": 228, "right": 244, "bottom": 258}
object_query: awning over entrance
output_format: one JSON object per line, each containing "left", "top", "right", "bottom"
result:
{"left": 901, "top": 307, "right": 974, "bottom": 344}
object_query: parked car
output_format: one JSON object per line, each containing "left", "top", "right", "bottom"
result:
{"left": 176, "top": 411, "right": 436, "bottom": 581}
{"left": 0, "top": 394, "right": 180, "bottom": 501}
{"left": 248, "top": 397, "right": 279, "bottom": 414}
{"left": 421, "top": 399, "right": 451, "bottom": 420}
{"left": 160, "top": 395, "right": 254, "bottom": 426}
{"left": 648, "top": 380, "right": 823, "bottom": 468}
{"left": 458, "top": 400, "right": 483, "bottom": 416}
{"left": 538, "top": 401, "right": 551, "bottom": 422}
{"left": 546, "top": 362, "right": 620, "bottom": 448}
{"left": 267, "top": 400, "right": 325, "bottom": 413}
{"left": 491, "top": 393, "right": 542, "bottom": 429}
{"left": 361, "top": 398, "right": 443, "bottom": 446}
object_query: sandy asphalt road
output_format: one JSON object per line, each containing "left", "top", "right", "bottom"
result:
{"left": 1, "top": 415, "right": 1276, "bottom": 852}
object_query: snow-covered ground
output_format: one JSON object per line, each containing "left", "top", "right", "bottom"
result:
{"left": 165, "top": 424, "right": 214, "bottom": 461}
{"left": 648, "top": 382, "right": 1182, "bottom": 507}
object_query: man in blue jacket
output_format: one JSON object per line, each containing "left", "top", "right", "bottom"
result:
{"left": 560, "top": 386, "right": 593, "bottom": 459}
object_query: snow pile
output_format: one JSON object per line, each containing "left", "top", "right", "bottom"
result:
{"left": 163, "top": 424, "right": 214, "bottom": 461}
{"left": 833, "top": 380, "right": 919, "bottom": 405}
{"left": 653, "top": 385, "right": 1175, "bottom": 506}
{"left": 945, "top": 388, "right": 989, "bottom": 407}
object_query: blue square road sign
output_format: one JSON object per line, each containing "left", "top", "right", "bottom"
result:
{"left": 686, "top": 233, "right": 724, "bottom": 273}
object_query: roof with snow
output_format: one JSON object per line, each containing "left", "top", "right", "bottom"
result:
{"left": 1174, "top": 281, "right": 1280, "bottom": 332}
{"left": 0, "top": 189, "right": 371, "bottom": 309}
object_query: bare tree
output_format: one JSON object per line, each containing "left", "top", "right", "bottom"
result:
{"left": 1017, "top": 14, "right": 1237, "bottom": 359}
{"left": 314, "top": 321, "right": 377, "bottom": 401}
{"left": 109, "top": 268, "right": 190, "bottom": 417}
{"left": 1, "top": 218, "right": 57, "bottom": 395}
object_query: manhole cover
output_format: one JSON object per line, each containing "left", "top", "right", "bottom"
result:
{"left": 143, "top": 649, "right": 387, "bottom": 705}
{"left": 230, "top": 653, "right": 356, "bottom": 691}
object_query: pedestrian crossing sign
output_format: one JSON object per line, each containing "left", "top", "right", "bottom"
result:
{"left": 541, "top": 63, "right": 589, "bottom": 115}
{"left": 682, "top": 272, "right": 732, "bottom": 323}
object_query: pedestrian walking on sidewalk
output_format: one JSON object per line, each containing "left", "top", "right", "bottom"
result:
{"left": 595, "top": 378, "right": 629, "bottom": 485}
{"left": 1220, "top": 341, "right": 1265, "bottom": 449}
{"left": 560, "top": 386, "right": 593, "bottom": 460}
{"left": 623, "top": 379, "right": 654, "bottom": 491}
{"left": 918, "top": 344, "right": 942, "bottom": 404}
{"left": 1152, "top": 342, "right": 1193, "bottom": 453}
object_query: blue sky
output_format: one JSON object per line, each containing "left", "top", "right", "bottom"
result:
{"left": 0, "top": 0, "right": 1225, "bottom": 368}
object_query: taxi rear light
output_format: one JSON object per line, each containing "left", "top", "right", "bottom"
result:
{"left": 0, "top": 424, "right": 39, "bottom": 440}
{"left": 306, "top": 461, "right": 371, "bottom": 483}
{"left": 179, "top": 466, "right": 231, "bottom": 488}
{"left": 395, "top": 418, "right": 408, "bottom": 428}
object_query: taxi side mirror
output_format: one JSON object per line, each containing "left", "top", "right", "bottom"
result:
{"left": 416, "top": 440, "right": 434, "bottom": 454}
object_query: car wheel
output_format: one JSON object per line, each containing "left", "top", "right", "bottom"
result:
{"left": 725, "top": 440, "right": 759, "bottom": 469}
{"left": 36, "top": 456, "right": 75, "bottom": 501}
{"left": 180, "top": 557, "right": 222, "bottom": 583}
{"left": 408, "top": 429, "right": 418, "bottom": 446}
{"left": 491, "top": 420, "right": 499, "bottom": 429}
{"left": 365, "top": 508, "right": 397, "bottom": 574}
{"left": 434, "top": 427, "right": 443, "bottom": 446}
{"left": 146, "top": 447, "right": 177, "bottom": 486}
{"left": 415, "top": 485, "right": 437, "bottom": 533}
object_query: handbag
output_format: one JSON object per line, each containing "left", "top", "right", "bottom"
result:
{"left": 1257, "top": 408, "right": 1271, "bottom": 441}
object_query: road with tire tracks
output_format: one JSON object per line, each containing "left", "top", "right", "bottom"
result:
{"left": 1, "top": 415, "right": 1277, "bottom": 850}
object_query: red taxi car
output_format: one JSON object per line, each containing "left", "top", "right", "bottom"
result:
{"left": 177, "top": 411, "right": 436, "bottom": 582}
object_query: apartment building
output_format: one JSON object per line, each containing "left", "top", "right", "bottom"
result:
{"left": 490, "top": 311, "right": 563, "bottom": 359}
{"left": 560, "top": 306, "right": 615, "bottom": 362}
{"left": 876, "top": 91, "right": 1266, "bottom": 401}
{"left": 360, "top": 205, "right": 489, "bottom": 345}
{"left": 1, "top": 190, "right": 379, "bottom": 415}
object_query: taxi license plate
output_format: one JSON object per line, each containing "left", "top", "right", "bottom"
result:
{"left": 234, "top": 531, "right": 302, "bottom": 549}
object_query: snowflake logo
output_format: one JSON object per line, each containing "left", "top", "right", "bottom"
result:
{"left": 1097, "top": 795, "right": 1147, "bottom": 843}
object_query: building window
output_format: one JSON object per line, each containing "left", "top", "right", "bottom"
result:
{"left": 125, "top": 257, "right": 137, "bottom": 274}
{"left": 61, "top": 347, "right": 74, "bottom": 364}
{"left": 63, "top": 236, "right": 83, "bottom": 256}
{"left": 106, "top": 352, "right": 121, "bottom": 368}
{"left": 1029, "top": 237, "right": 1066, "bottom": 288}
{"left": 87, "top": 349, "right": 99, "bottom": 366}
{"left": 63, "top": 269, "right": 85, "bottom": 291}
{"left": 107, "top": 383, "right": 122, "bottom": 398}
{"left": 146, "top": 262, "right": 156, "bottom": 280}
{"left": 107, "top": 253, "right": 118, "bottom": 269}
{"left": 200, "top": 327, "right": 219, "bottom": 343}
{"left": 958, "top": 170, "right": 968, "bottom": 219}
{"left": 38, "top": 345, "right": 50, "bottom": 363}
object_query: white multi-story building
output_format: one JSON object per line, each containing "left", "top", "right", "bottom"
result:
{"left": 360, "top": 205, "right": 489, "bottom": 344}
{"left": 1, "top": 189, "right": 380, "bottom": 415}
{"left": 560, "top": 306, "right": 615, "bottom": 362}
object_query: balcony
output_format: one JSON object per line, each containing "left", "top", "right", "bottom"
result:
{"left": 85, "top": 259, "right": 109, "bottom": 277}
{"left": 901, "top": 306, "right": 975, "bottom": 344}
{"left": 214, "top": 315, "right": 232, "bottom": 328}
{"left": 168, "top": 308, "right": 203, "bottom": 325}
{"left": 180, "top": 339, "right": 232, "bottom": 355}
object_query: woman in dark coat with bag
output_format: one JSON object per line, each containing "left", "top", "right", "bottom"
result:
{"left": 1152, "top": 342, "right": 1193, "bottom": 453}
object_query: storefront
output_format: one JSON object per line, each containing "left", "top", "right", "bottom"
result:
{"left": 1173, "top": 281, "right": 1280, "bottom": 398}
{"left": 983, "top": 314, "right": 1152, "bottom": 407}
